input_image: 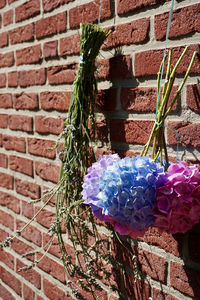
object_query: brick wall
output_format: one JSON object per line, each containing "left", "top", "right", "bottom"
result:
{"left": 0, "top": 0, "right": 200, "bottom": 299}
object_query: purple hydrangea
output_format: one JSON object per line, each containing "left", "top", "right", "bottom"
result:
{"left": 153, "top": 161, "right": 200, "bottom": 233}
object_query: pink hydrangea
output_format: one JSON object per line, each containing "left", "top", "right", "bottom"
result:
{"left": 153, "top": 161, "right": 200, "bottom": 234}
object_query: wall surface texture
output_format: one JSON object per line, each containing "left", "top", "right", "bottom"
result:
{"left": 0, "top": 0, "right": 200, "bottom": 299}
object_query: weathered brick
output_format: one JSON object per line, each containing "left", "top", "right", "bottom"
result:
{"left": 135, "top": 45, "right": 200, "bottom": 77}
{"left": 167, "top": 121, "right": 200, "bottom": 148}
{"left": 36, "top": 208, "right": 55, "bottom": 228}
{"left": 152, "top": 288, "right": 179, "bottom": 300}
{"left": 23, "top": 284, "right": 34, "bottom": 300}
{"left": 124, "top": 276, "right": 150, "bottom": 299}
{"left": 155, "top": 4, "right": 200, "bottom": 40}
{"left": 18, "top": 69, "right": 46, "bottom": 87}
{"left": 16, "top": 220, "right": 42, "bottom": 247}
{"left": 170, "top": 262, "right": 200, "bottom": 297}
{"left": 0, "top": 52, "right": 14, "bottom": 68}
{"left": 3, "top": 135, "right": 26, "bottom": 152}
{"left": 16, "top": 259, "right": 41, "bottom": 289}
{"left": 15, "top": 178, "right": 40, "bottom": 200}
{"left": 35, "top": 161, "right": 60, "bottom": 183}
{"left": 0, "top": 249, "right": 14, "bottom": 270}
{"left": 22, "top": 200, "right": 34, "bottom": 219}
{"left": 98, "top": 55, "right": 132, "bottom": 80}
{"left": 0, "top": 93, "right": 12, "bottom": 108}
{"left": 0, "top": 133, "right": 2, "bottom": 146}
{"left": 69, "top": 0, "right": 111, "bottom": 28}
{"left": 0, "top": 266, "right": 21, "bottom": 296}
{"left": 9, "top": 115, "right": 33, "bottom": 132}
{"left": 8, "top": 71, "right": 18, "bottom": 87}
{"left": 0, "top": 0, "right": 6, "bottom": 9}
{"left": 97, "top": 88, "right": 117, "bottom": 111}
{"left": 9, "top": 155, "right": 33, "bottom": 176}
{"left": 42, "top": 0, "right": 73, "bottom": 12}
{"left": 103, "top": 18, "right": 150, "bottom": 49}
{"left": 13, "top": 93, "right": 38, "bottom": 110}
{"left": 35, "top": 12, "right": 66, "bottom": 39}
{"left": 0, "top": 153, "right": 7, "bottom": 168}
{"left": 47, "top": 63, "right": 77, "bottom": 85}
{"left": 0, "top": 209, "right": 14, "bottom": 230}
{"left": 60, "top": 34, "right": 80, "bottom": 56}
{"left": 35, "top": 115, "right": 64, "bottom": 135}
{"left": 0, "top": 284, "right": 15, "bottom": 300}
{"left": 11, "top": 238, "right": 34, "bottom": 261}
{"left": 28, "top": 138, "right": 56, "bottom": 159}
{"left": 43, "top": 40, "right": 58, "bottom": 59}
{"left": 117, "top": 0, "right": 168, "bottom": 15}
{"left": 186, "top": 83, "right": 200, "bottom": 112}
{"left": 43, "top": 279, "right": 71, "bottom": 300}
{"left": 0, "top": 73, "right": 6, "bottom": 88}
{"left": 3, "top": 9, "right": 13, "bottom": 26}
{"left": 16, "top": 44, "right": 41, "bottom": 66}
{"left": 15, "top": 0, "right": 40, "bottom": 23}
{"left": 40, "top": 91, "right": 71, "bottom": 111}
{"left": 110, "top": 119, "right": 154, "bottom": 144}
{"left": 0, "top": 32, "right": 8, "bottom": 48}
{"left": 0, "top": 114, "right": 8, "bottom": 128}
{"left": 0, "top": 172, "right": 13, "bottom": 189}
{"left": 43, "top": 233, "right": 62, "bottom": 258}
{"left": 0, "top": 191, "right": 20, "bottom": 213}
{"left": 9, "top": 24, "right": 34, "bottom": 45}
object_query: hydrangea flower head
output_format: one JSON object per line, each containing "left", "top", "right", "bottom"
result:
{"left": 153, "top": 161, "right": 200, "bottom": 233}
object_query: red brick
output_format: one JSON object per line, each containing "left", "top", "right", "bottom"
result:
{"left": 155, "top": 4, "right": 200, "bottom": 41}
{"left": 117, "top": 0, "right": 168, "bottom": 15}
{"left": 0, "top": 228, "right": 7, "bottom": 240}
{"left": 97, "top": 88, "right": 117, "bottom": 111}
{"left": 35, "top": 12, "right": 66, "bottom": 39}
{"left": 188, "top": 231, "right": 200, "bottom": 264}
{"left": 43, "top": 233, "right": 62, "bottom": 258}
{"left": 124, "top": 276, "right": 150, "bottom": 299}
{"left": 13, "top": 93, "right": 38, "bottom": 110}
{"left": 0, "top": 172, "right": 13, "bottom": 189}
{"left": 152, "top": 288, "right": 179, "bottom": 300}
{"left": 170, "top": 262, "right": 200, "bottom": 297}
{"left": 0, "top": 133, "right": 2, "bottom": 146}
{"left": 0, "top": 114, "right": 8, "bottom": 128}
{"left": 9, "top": 115, "right": 33, "bottom": 132}
{"left": 43, "top": 278, "right": 71, "bottom": 300}
{"left": 42, "top": 186, "right": 56, "bottom": 207}
{"left": 3, "top": 135, "right": 26, "bottom": 153}
{"left": 37, "top": 296, "right": 45, "bottom": 300}
{"left": 15, "top": 0, "right": 40, "bottom": 22}
{"left": 0, "top": 209, "right": 14, "bottom": 230}
{"left": 35, "top": 115, "right": 64, "bottom": 135}
{"left": 0, "top": 52, "right": 14, "bottom": 68}
{"left": 0, "top": 93, "right": 12, "bottom": 108}
{"left": 0, "top": 153, "right": 7, "bottom": 168}
{"left": 0, "top": 266, "right": 21, "bottom": 295}
{"left": 0, "top": 284, "right": 15, "bottom": 300}
{"left": 40, "top": 91, "right": 70, "bottom": 111}
{"left": 104, "top": 18, "right": 150, "bottom": 49}
{"left": 28, "top": 138, "right": 56, "bottom": 159}
{"left": 11, "top": 238, "right": 34, "bottom": 261}
{"left": 60, "top": 34, "right": 80, "bottom": 56}
{"left": 35, "top": 161, "right": 60, "bottom": 183}
{"left": 138, "top": 227, "right": 183, "bottom": 257}
{"left": 9, "top": 155, "right": 33, "bottom": 176}
{"left": 0, "top": 0, "right": 6, "bottom": 9}
{"left": 16, "top": 259, "right": 41, "bottom": 289}
{"left": 187, "top": 83, "right": 200, "bottom": 112}
{"left": 47, "top": 63, "right": 77, "bottom": 85}
{"left": 43, "top": 40, "right": 58, "bottom": 59}
{"left": 22, "top": 200, "right": 34, "bottom": 219}
{"left": 16, "top": 44, "right": 41, "bottom": 66}
{"left": 110, "top": 119, "right": 154, "bottom": 144}
{"left": 8, "top": 0, "right": 18, "bottom": 3}
{"left": 0, "top": 249, "right": 14, "bottom": 269}
{"left": 37, "top": 254, "right": 65, "bottom": 283}
{"left": 167, "top": 121, "right": 200, "bottom": 148}
{"left": 23, "top": 284, "right": 34, "bottom": 300}
{"left": 16, "top": 220, "right": 42, "bottom": 247}
{"left": 120, "top": 86, "right": 179, "bottom": 112}
{"left": 9, "top": 24, "right": 34, "bottom": 45}
{"left": 18, "top": 69, "right": 46, "bottom": 87}
{"left": 0, "top": 191, "right": 20, "bottom": 213}
{"left": 0, "top": 73, "right": 6, "bottom": 88}
{"left": 135, "top": 44, "right": 200, "bottom": 77}
{"left": 8, "top": 71, "right": 18, "bottom": 87}
{"left": 98, "top": 55, "right": 132, "bottom": 80}
{"left": 36, "top": 208, "right": 55, "bottom": 228}
{"left": 15, "top": 178, "right": 40, "bottom": 200}
{"left": 42, "top": 0, "right": 73, "bottom": 12}
{"left": 3, "top": 9, "right": 13, "bottom": 26}
{"left": 0, "top": 32, "right": 8, "bottom": 48}
{"left": 69, "top": 0, "right": 111, "bottom": 28}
